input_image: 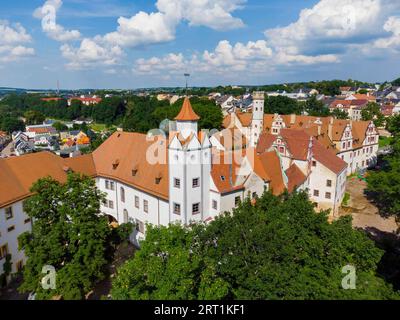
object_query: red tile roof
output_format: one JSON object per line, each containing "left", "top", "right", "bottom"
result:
{"left": 175, "top": 97, "right": 200, "bottom": 121}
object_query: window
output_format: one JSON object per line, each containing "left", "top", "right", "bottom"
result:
{"left": 144, "top": 200, "right": 149, "bottom": 213}
{"left": 312, "top": 161, "right": 317, "bottom": 167}
{"left": 16, "top": 260, "right": 23, "bottom": 273}
{"left": 110, "top": 182, "right": 115, "bottom": 191}
{"left": 192, "top": 178, "right": 200, "bottom": 188}
{"left": 135, "top": 219, "right": 145, "bottom": 234}
{"left": 5, "top": 207, "right": 13, "bottom": 220}
{"left": 102, "top": 199, "right": 108, "bottom": 208}
{"left": 7, "top": 226, "right": 15, "bottom": 232}
{"left": 0, "top": 244, "right": 9, "bottom": 260}
{"left": 135, "top": 196, "right": 139, "bottom": 209}
{"left": 342, "top": 142, "right": 346, "bottom": 149}
{"left": 220, "top": 176, "right": 225, "bottom": 181}
{"left": 279, "top": 146, "right": 285, "bottom": 154}
{"left": 235, "top": 196, "right": 241, "bottom": 207}
{"left": 327, "top": 180, "right": 332, "bottom": 187}
{"left": 120, "top": 187, "right": 125, "bottom": 203}
{"left": 212, "top": 200, "right": 218, "bottom": 210}
{"left": 192, "top": 203, "right": 200, "bottom": 215}
{"left": 174, "top": 178, "right": 181, "bottom": 189}
{"left": 314, "top": 190, "right": 319, "bottom": 197}
{"left": 108, "top": 200, "right": 114, "bottom": 209}
{"left": 24, "top": 218, "right": 31, "bottom": 224}
{"left": 325, "top": 192, "right": 332, "bottom": 199}
{"left": 252, "top": 192, "right": 257, "bottom": 199}
{"left": 123, "top": 209, "right": 129, "bottom": 224}
{"left": 174, "top": 203, "right": 181, "bottom": 215}
{"left": 105, "top": 180, "right": 109, "bottom": 189}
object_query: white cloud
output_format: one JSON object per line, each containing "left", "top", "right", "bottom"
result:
{"left": 264, "top": 0, "right": 400, "bottom": 62}
{"left": 373, "top": 16, "right": 400, "bottom": 50}
{"left": 135, "top": 53, "right": 187, "bottom": 75}
{"left": 61, "top": 0, "right": 244, "bottom": 70}
{"left": 0, "top": 20, "right": 32, "bottom": 45}
{"left": 103, "top": 11, "right": 176, "bottom": 47}
{"left": 0, "top": 21, "right": 34, "bottom": 62}
{"left": 156, "top": 0, "right": 245, "bottom": 31}
{"left": 34, "top": 0, "right": 81, "bottom": 42}
{"left": 60, "top": 39, "right": 123, "bottom": 70}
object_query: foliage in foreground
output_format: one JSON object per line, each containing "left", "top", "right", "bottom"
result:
{"left": 366, "top": 114, "right": 400, "bottom": 220}
{"left": 111, "top": 192, "right": 398, "bottom": 300}
{"left": 18, "top": 173, "right": 111, "bottom": 300}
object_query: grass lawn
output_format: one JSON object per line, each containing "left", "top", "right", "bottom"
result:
{"left": 379, "top": 136, "right": 393, "bottom": 148}
{"left": 89, "top": 123, "right": 107, "bottom": 132}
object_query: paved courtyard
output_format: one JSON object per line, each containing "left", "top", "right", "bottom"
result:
{"left": 339, "top": 176, "right": 398, "bottom": 233}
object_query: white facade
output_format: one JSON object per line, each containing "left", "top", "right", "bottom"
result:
{"left": 250, "top": 92, "right": 265, "bottom": 147}
{"left": 0, "top": 201, "right": 32, "bottom": 279}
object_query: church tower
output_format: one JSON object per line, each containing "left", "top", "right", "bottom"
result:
{"left": 250, "top": 91, "right": 265, "bottom": 147}
{"left": 168, "top": 97, "right": 211, "bottom": 225}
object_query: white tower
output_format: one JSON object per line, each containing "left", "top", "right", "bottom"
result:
{"left": 175, "top": 97, "right": 200, "bottom": 139}
{"left": 168, "top": 98, "right": 212, "bottom": 225}
{"left": 250, "top": 91, "right": 265, "bottom": 147}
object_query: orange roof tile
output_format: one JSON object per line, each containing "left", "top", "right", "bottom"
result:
{"left": 92, "top": 132, "right": 169, "bottom": 200}
{"left": 257, "top": 151, "right": 286, "bottom": 195}
{"left": 174, "top": 97, "right": 200, "bottom": 121}
{"left": 285, "top": 164, "right": 307, "bottom": 192}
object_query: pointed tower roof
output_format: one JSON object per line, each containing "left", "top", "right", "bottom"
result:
{"left": 174, "top": 97, "right": 200, "bottom": 121}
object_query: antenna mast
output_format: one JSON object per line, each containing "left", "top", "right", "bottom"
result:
{"left": 184, "top": 73, "right": 190, "bottom": 95}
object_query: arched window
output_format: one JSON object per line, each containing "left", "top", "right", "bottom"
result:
{"left": 120, "top": 187, "right": 125, "bottom": 203}
{"left": 123, "top": 209, "right": 129, "bottom": 224}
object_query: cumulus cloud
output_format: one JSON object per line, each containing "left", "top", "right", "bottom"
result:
{"left": 60, "top": 39, "right": 123, "bottom": 70}
{"left": 156, "top": 0, "right": 245, "bottom": 31}
{"left": 373, "top": 16, "right": 400, "bottom": 50}
{"left": 0, "top": 21, "right": 35, "bottom": 62}
{"left": 34, "top": 0, "right": 81, "bottom": 42}
{"left": 60, "top": 0, "right": 244, "bottom": 69}
{"left": 264, "top": 0, "right": 400, "bottom": 62}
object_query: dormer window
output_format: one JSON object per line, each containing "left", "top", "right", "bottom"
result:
{"left": 155, "top": 173, "right": 162, "bottom": 184}
{"left": 220, "top": 176, "right": 225, "bottom": 181}
{"left": 132, "top": 165, "right": 139, "bottom": 176}
{"left": 112, "top": 159, "right": 120, "bottom": 170}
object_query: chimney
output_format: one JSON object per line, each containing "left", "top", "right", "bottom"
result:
{"left": 290, "top": 114, "right": 296, "bottom": 124}
{"left": 328, "top": 117, "right": 334, "bottom": 140}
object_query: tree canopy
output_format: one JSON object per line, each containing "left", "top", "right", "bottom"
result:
{"left": 264, "top": 96, "right": 302, "bottom": 115}
{"left": 367, "top": 114, "right": 400, "bottom": 221}
{"left": 361, "top": 102, "right": 385, "bottom": 128}
{"left": 111, "top": 191, "right": 398, "bottom": 300}
{"left": 18, "top": 173, "right": 111, "bottom": 300}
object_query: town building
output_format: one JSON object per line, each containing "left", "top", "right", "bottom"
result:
{"left": 0, "top": 95, "right": 379, "bottom": 280}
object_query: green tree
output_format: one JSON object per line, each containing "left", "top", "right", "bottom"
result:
{"left": 361, "top": 102, "right": 385, "bottom": 127}
{"left": 264, "top": 96, "right": 301, "bottom": 115}
{"left": 18, "top": 173, "right": 111, "bottom": 300}
{"left": 112, "top": 192, "right": 398, "bottom": 300}
{"left": 0, "top": 116, "right": 25, "bottom": 133}
{"left": 392, "top": 77, "right": 400, "bottom": 87}
{"left": 305, "top": 95, "right": 330, "bottom": 116}
{"left": 24, "top": 110, "right": 45, "bottom": 125}
{"left": 52, "top": 121, "right": 68, "bottom": 132}
{"left": 331, "top": 108, "right": 349, "bottom": 120}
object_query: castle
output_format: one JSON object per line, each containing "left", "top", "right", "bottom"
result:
{"left": 0, "top": 93, "right": 379, "bottom": 278}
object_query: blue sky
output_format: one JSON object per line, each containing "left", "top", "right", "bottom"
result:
{"left": 0, "top": 0, "right": 400, "bottom": 89}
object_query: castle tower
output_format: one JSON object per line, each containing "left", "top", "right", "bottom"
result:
{"left": 168, "top": 98, "right": 211, "bottom": 225}
{"left": 174, "top": 97, "right": 200, "bottom": 139}
{"left": 250, "top": 91, "right": 265, "bottom": 147}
